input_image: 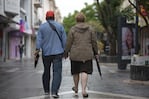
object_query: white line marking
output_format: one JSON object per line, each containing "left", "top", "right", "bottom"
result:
{"left": 6, "top": 68, "right": 19, "bottom": 73}
{"left": 21, "top": 90, "right": 148, "bottom": 99}
{"left": 88, "top": 91, "right": 148, "bottom": 99}
{"left": 35, "top": 70, "right": 43, "bottom": 74}
{"left": 109, "top": 70, "right": 116, "bottom": 73}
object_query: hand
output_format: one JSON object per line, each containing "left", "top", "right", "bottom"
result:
{"left": 34, "top": 50, "right": 40, "bottom": 60}
{"left": 63, "top": 52, "right": 68, "bottom": 59}
{"left": 95, "top": 54, "right": 99, "bottom": 62}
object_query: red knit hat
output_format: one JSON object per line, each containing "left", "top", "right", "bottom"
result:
{"left": 46, "top": 11, "right": 54, "bottom": 18}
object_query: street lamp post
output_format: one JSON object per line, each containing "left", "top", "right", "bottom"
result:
{"left": 135, "top": 0, "right": 139, "bottom": 54}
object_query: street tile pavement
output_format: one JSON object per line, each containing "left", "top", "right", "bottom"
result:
{"left": 0, "top": 58, "right": 149, "bottom": 99}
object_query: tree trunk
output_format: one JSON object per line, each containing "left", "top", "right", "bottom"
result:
{"left": 110, "top": 39, "right": 116, "bottom": 55}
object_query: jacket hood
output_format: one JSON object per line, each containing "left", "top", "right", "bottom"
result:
{"left": 74, "top": 23, "right": 89, "bottom": 33}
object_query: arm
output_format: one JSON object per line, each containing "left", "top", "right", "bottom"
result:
{"left": 63, "top": 29, "right": 74, "bottom": 58}
{"left": 35, "top": 28, "right": 42, "bottom": 56}
{"left": 36, "top": 29, "right": 42, "bottom": 51}
{"left": 61, "top": 26, "right": 67, "bottom": 49}
{"left": 91, "top": 31, "right": 98, "bottom": 56}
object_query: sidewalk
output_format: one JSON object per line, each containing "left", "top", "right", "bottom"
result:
{"left": 0, "top": 58, "right": 149, "bottom": 99}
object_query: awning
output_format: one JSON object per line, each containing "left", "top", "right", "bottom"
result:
{"left": 0, "top": 15, "right": 19, "bottom": 24}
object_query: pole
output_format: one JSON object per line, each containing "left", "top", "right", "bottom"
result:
{"left": 135, "top": 0, "right": 139, "bottom": 54}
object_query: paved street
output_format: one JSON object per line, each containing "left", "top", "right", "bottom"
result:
{"left": 0, "top": 58, "right": 149, "bottom": 99}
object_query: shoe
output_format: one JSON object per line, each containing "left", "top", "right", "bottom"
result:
{"left": 83, "top": 93, "right": 88, "bottom": 98}
{"left": 52, "top": 93, "right": 59, "bottom": 98}
{"left": 72, "top": 87, "right": 78, "bottom": 93}
{"left": 44, "top": 92, "right": 49, "bottom": 95}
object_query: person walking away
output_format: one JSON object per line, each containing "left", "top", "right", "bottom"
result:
{"left": 18, "top": 40, "right": 24, "bottom": 61}
{"left": 34, "top": 10, "right": 67, "bottom": 98}
{"left": 64, "top": 12, "right": 99, "bottom": 98}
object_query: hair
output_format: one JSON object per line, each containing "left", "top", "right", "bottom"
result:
{"left": 75, "top": 12, "right": 86, "bottom": 22}
{"left": 46, "top": 17, "right": 54, "bottom": 20}
{"left": 125, "top": 27, "right": 134, "bottom": 49}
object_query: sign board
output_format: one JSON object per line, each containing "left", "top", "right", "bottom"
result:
{"left": 121, "top": 26, "right": 136, "bottom": 60}
{"left": 117, "top": 16, "right": 136, "bottom": 69}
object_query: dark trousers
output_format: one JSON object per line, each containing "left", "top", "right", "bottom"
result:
{"left": 42, "top": 54, "right": 62, "bottom": 94}
{"left": 19, "top": 51, "right": 23, "bottom": 60}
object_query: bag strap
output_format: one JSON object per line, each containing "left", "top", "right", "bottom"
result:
{"left": 47, "top": 21, "right": 63, "bottom": 47}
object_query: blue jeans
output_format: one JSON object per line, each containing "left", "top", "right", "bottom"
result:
{"left": 42, "top": 53, "right": 62, "bottom": 94}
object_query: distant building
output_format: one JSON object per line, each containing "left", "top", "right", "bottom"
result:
{"left": 0, "top": 0, "right": 21, "bottom": 61}
{"left": 40, "top": 0, "right": 62, "bottom": 23}
{"left": 0, "top": 0, "right": 62, "bottom": 61}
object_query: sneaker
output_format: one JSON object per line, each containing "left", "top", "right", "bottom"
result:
{"left": 44, "top": 92, "right": 49, "bottom": 95}
{"left": 52, "top": 93, "right": 59, "bottom": 98}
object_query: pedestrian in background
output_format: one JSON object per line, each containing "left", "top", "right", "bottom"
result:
{"left": 64, "top": 12, "right": 98, "bottom": 98}
{"left": 34, "top": 10, "right": 67, "bottom": 98}
{"left": 18, "top": 40, "right": 24, "bottom": 61}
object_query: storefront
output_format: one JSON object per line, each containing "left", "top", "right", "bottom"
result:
{"left": 0, "top": 0, "right": 20, "bottom": 61}
{"left": 8, "top": 31, "right": 23, "bottom": 59}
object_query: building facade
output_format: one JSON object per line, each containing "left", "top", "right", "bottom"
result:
{"left": 0, "top": 0, "right": 20, "bottom": 61}
{"left": 0, "top": 0, "right": 61, "bottom": 62}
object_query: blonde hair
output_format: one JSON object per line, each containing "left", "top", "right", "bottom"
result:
{"left": 75, "top": 12, "right": 86, "bottom": 22}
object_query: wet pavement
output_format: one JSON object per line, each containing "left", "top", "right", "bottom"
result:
{"left": 0, "top": 58, "right": 149, "bottom": 99}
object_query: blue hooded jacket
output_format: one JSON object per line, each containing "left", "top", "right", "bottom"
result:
{"left": 36, "top": 20, "right": 67, "bottom": 56}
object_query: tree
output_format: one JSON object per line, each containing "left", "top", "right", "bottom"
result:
{"left": 96, "top": 0, "right": 134, "bottom": 55}
{"left": 63, "top": 3, "right": 104, "bottom": 34}
{"left": 63, "top": 12, "right": 76, "bottom": 34}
